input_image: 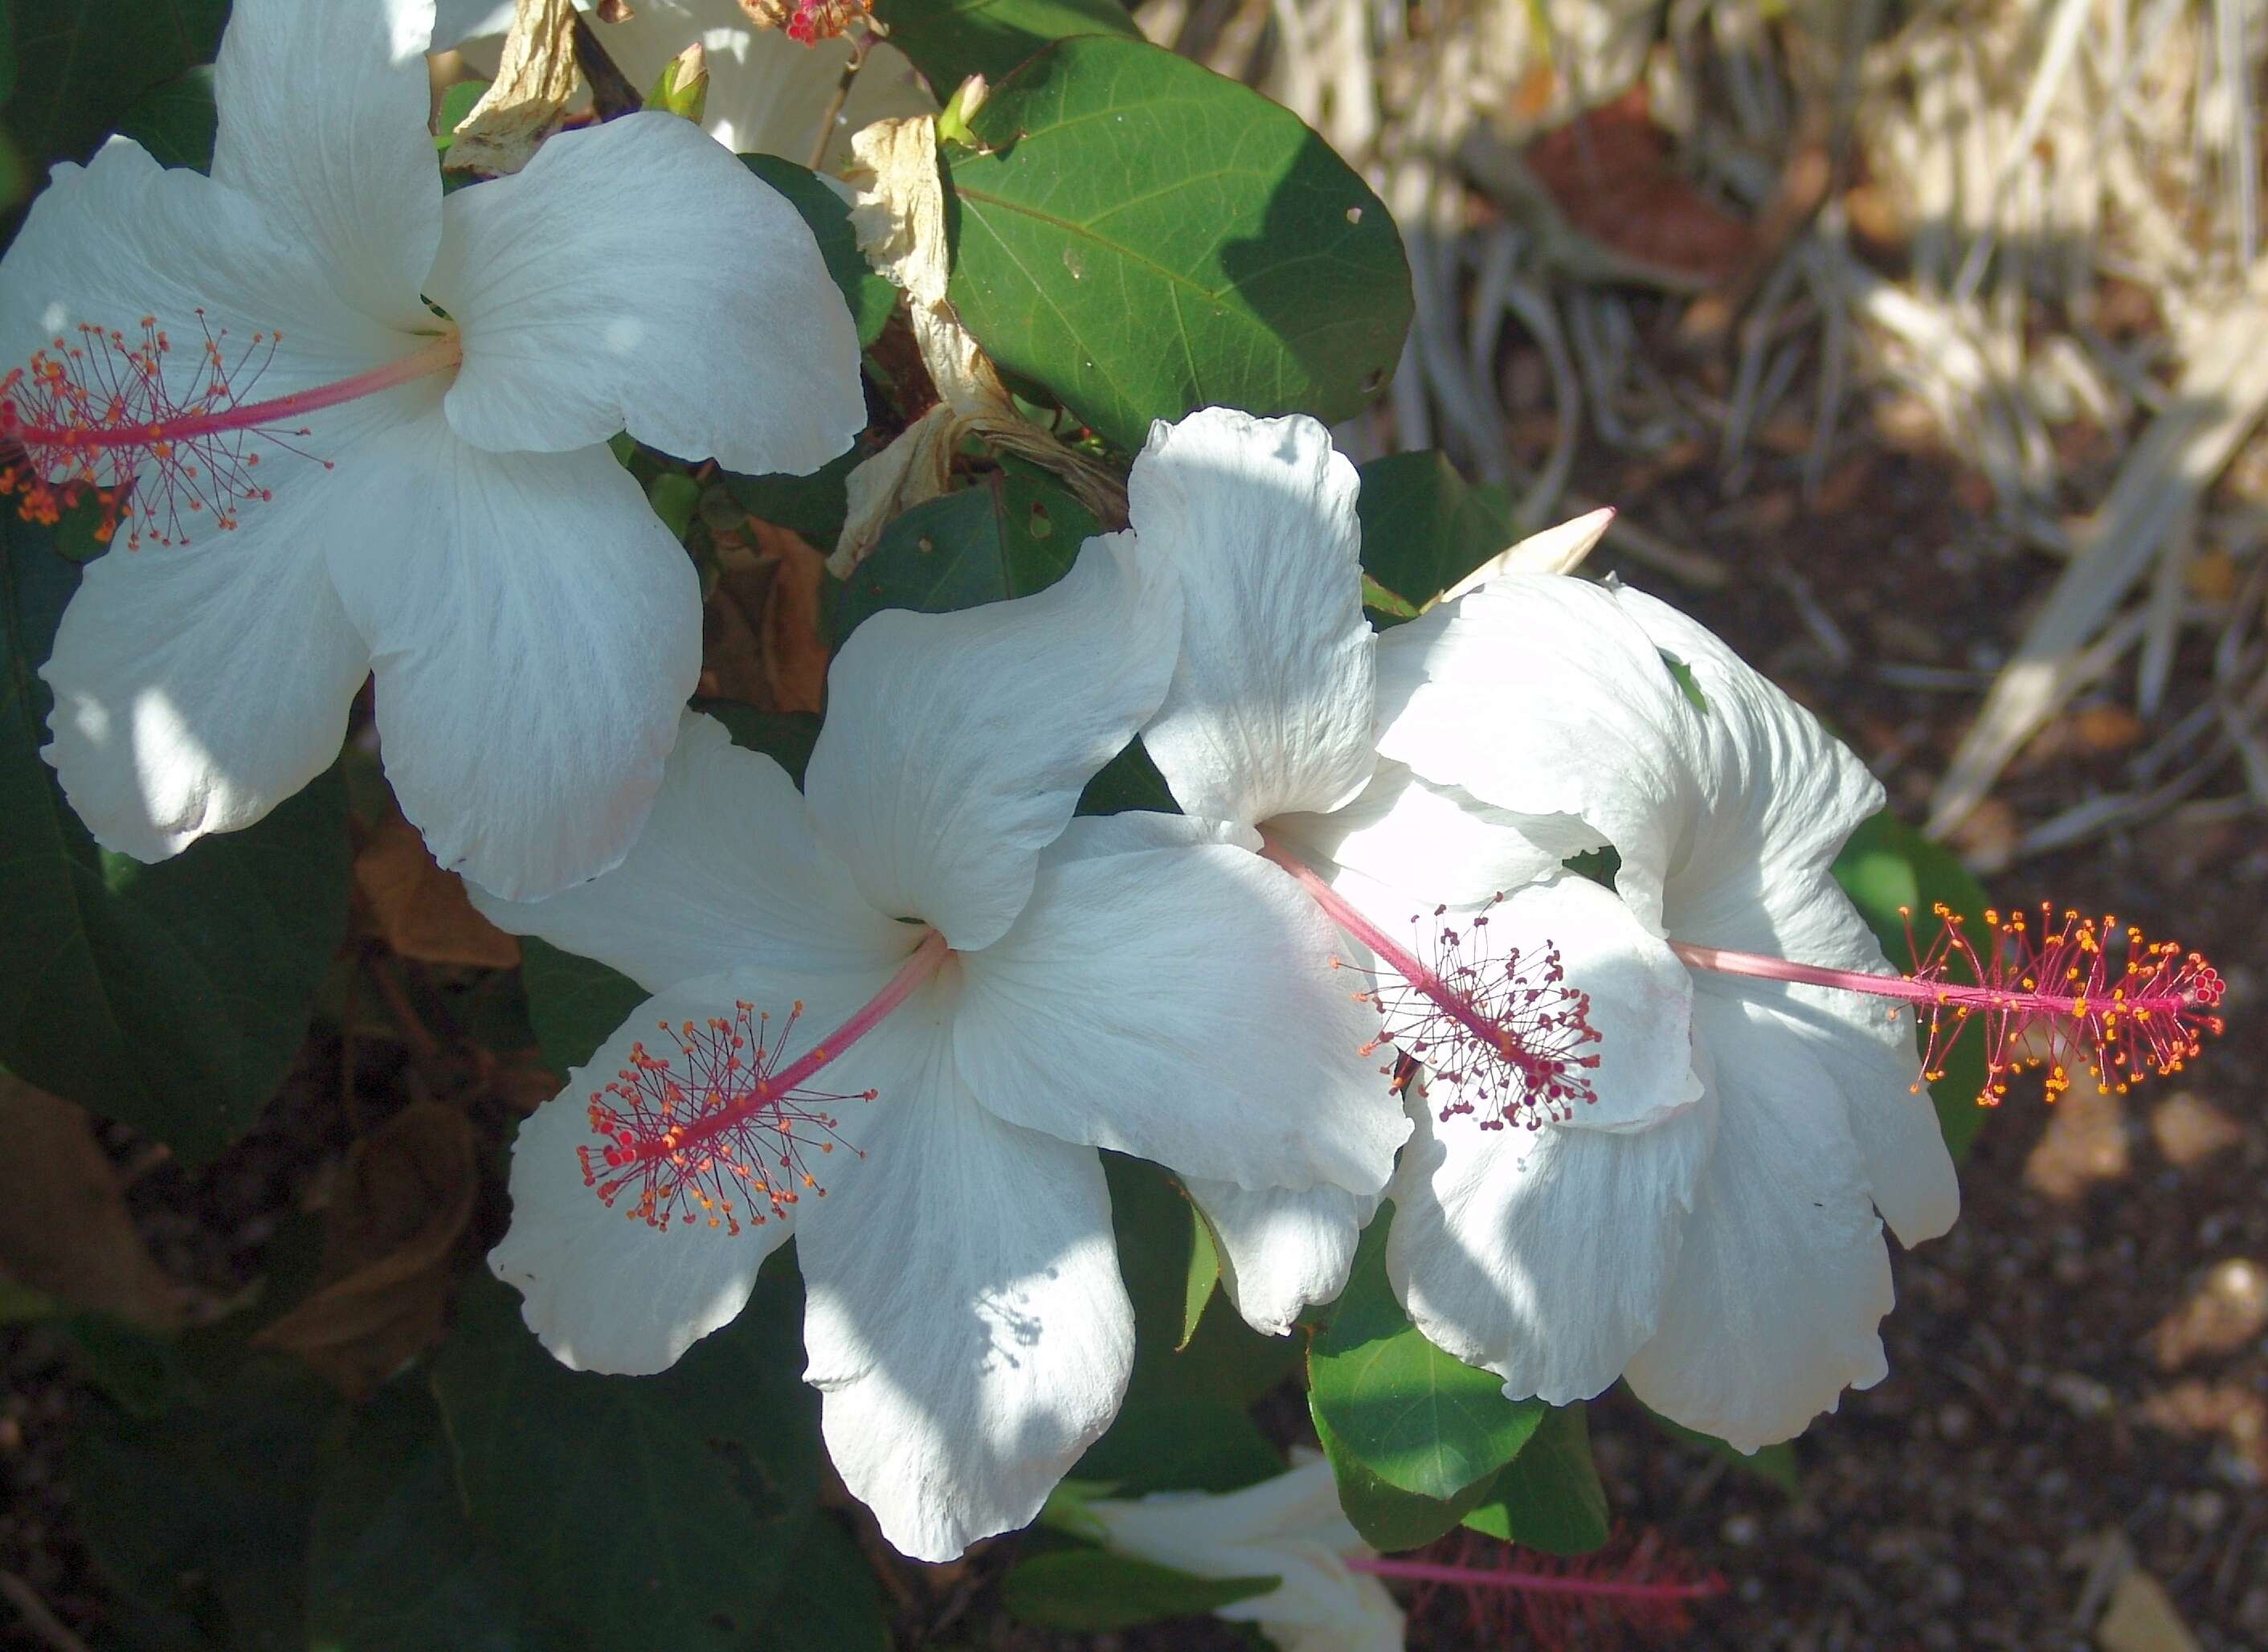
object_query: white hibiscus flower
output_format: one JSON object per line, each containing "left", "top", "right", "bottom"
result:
{"left": 472, "top": 534, "right": 1406, "bottom": 1561}
{"left": 1374, "top": 571, "right": 1961, "bottom": 1451}
{"left": 431, "top": 0, "right": 934, "bottom": 166}
{"left": 1120, "top": 407, "right": 1696, "bottom": 1340}
{"left": 0, "top": 0, "right": 865, "bottom": 900}
{"left": 1083, "top": 1454, "right": 1404, "bottom": 1652}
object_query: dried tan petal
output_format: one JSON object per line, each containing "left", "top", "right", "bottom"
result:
{"left": 449, "top": 0, "right": 580, "bottom": 176}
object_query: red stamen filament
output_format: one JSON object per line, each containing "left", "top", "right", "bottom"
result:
{"left": 1671, "top": 902, "right": 2225, "bottom": 1107}
{"left": 1, "top": 315, "right": 459, "bottom": 550}
{"left": 1351, "top": 1554, "right": 1722, "bottom": 1604}
{"left": 581, "top": 930, "right": 949, "bottom": 1233}
{"left": 1378, "top": 1528, "right": 1727, "bottom": 1643}
{"left": 1259, "top": 836, "right": 1602, "bottom": 1129}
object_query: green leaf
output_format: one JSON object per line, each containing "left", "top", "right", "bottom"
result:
{"left": 1639, "top": 1396, "right": 1800, "bottom": 1492}
{"left": 1072, "top": 1396, "right": 1283, "bottom": 1499}
{"left": 0, "top": 518, "right": 353, "bottom": 1162}
{"left": 829, "top": 468, "right": 1093, "bottom": 643}
{"left": 72, "top": 1356, "right": 335, "bottom": 1652}
{"left": 1311, "top": 1403, "right": 1496, "bottom": 1551}
{"left": 0, "top": 0, "right": 17, "bottom": 105}
{"left": 1076, "top": 736, "right": 1177, "bottom": 816}
{"left": 740, "top": 153, "right": 898, "bottom": 349}
{"left": 1460, "top": 1402, "right": 1609, "bottom": 1556}
{"left": 942, "top": 35, "right": 1411, "bottom": 453}
{"left": 111, "top": 63, "right": 215, "bottom": 170}
{"left": 872, "top": 0, "right": 1142, "bottom": 89}
{"left": 756, "top": 1515, "right": 891, "bottom": 1652}
{"left": 1355, "top": 452, "right": 1514, "bottom": 625}
{"left": 2, "top": 0, "right": 226, "bottom": 177}
{"left": 1307, "top": 1207, "right": 1544, "bottom": 1502}
{"left": 1106, "top": 1153, "right": 1217, "bottom": 1355}
{"left": 1003, "top": 1548, "right": 1278, "bottom": 1634}
{"left": 1831, "top": 808, "right": 1995, "bottom": 1160}
{"left": 309, "top": 1380, "right": 558, "bottom": 1652}
{"left": 717, "top": 444, "right": 862, "bottom": 548}
{"left": 434, "top": 78, "right": 490, "bottom": 153}
{"left": 432, "top": 1267, "right": 821, "bottom": 1650}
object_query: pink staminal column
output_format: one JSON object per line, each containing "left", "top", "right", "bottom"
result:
{"left": 1671, "top": 901, "right": 2225, "bottom": 1107}
{"left": 1, "top": 313, "right": 461, "bottom": 549}
{"left": 581, "top": 930, "right": 950, "bottom": 1235}
{"left": 1257, "top": 835, "right": 1602, "bottom": 1129}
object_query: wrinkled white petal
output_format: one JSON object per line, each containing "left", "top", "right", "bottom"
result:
{"left": 427, "top": 112, "right": 864, "bottom": 476}
{"left": 489, "top": 975, "right": 810, "bottom": 1375}
{"left": 1183, "top": 1179, "right": 1378, "bottom": 1339}
{"left": 1374, "top": 574, "right": 1701, "bottom": 932}
{"left": 1132, "top": 409, "right": 1377, "bottom": 825}
{"left": 1622, "top": 994, "right": 1895, "bottom": 1451}
{"left": 1387, "top": 1085, "right": 1714, "bottom": 1407}
{"left": 1272, "top": 760, "right": 1575, "bottom": 919}
{"left": 803, "top": 534, "right": 1179, "bottom": 952}
{"left": 470, "top": 712, "right": 909, "bottom": 992}
{"left": 0, "top": 139, "right": 415, "bottom": 506}
{"left": 212, "top": 0, "right": 442, "bottom": 333}
{"left": 954, "top": 816, "right": 1404, "bottom": 1196}
{"left": 39, "top": 479, "right": 371, "bottom": 862}
{"left": 323, "top": 420, "right": 701, "bottom": 901}
{"left": 799, "top": 1020, "right": 1133, "bottom": 1562}
{"left": 1088, "top": 1458, "right": 1402, "bottom": 1650}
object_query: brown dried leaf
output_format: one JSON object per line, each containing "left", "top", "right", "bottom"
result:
{"left": 699, "top": 517, "right": 829, "bottom": 714}
{"left": 253, "top": 1102, "right": 477, "bottom": 1398}
{"left": 1521, "top": 88, "right": 1754, "bottom": 285}
{"left": 0, "top": 1075, "right": 183, "bottom": 1328}
{"left": 450, "top": 0, "right": 580, "bottom": 175}
{"left": 2150, "top": 1259, "right": 2268, "bottom": 1372}
{"left": 2023, "top": 1086, "right": 2128, "bottom": 1201}
{"left": 354, "top": 814, "right": 521, "bottom": 970}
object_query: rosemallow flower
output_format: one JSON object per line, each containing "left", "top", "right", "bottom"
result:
{"left": 1370, "top": 572, "right": 1964, "bottom": 1450}
{"left": 1081, "top": 1455, "right": 1404, "bottom": 1652}
{"left": 432, "top": 0, "right": 931, "bottom": 166}
{"left": 1120, "top": 407, "right": 1697, "bottom": 1340}
{"left": 0, "top": 0, "right": 864, "bottom": 899}
{"left": 470, "top": 536, "right": 1405, "bottom": 1560}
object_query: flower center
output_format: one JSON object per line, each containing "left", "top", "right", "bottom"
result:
{"left": 1258, "top": 836, "right": 1602, "bottom": 1130}
{"left": 0, "top": 313, "right": 461, "bottom": 550}
{"left": 581, "top": 929, "right": 950, "bottom": 1233}
{"left": 1670, "top": 902, "right": 2225, "bottom": 1106}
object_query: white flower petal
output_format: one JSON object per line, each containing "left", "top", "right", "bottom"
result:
{"left": 471, "top": 712, "right": 905, "bottom": 993}
{"left": 799, "top": 1023, "right": 1133, "bottom": 1562}
{"left": 1088, "top": 1459, "right": 1395, "bottom": 1642}
{"left": 1183, "top": 1179, "right": 1378, "bottom": 1339}
{"left": 1690, "top": 884, "right": 1958, "bottom": 1247}
{"left": 1621, "top": 993, "right": 1896, "bottom": 1451}
{"left": 0, "top": 139, "right": 413, "bottom": 501}
{"left": 323, "top": 421, "right": 701, "bottom": 901}
{"left": 1131, "top": 409, "right": 1376, "bottom": 825}
{"left": 954, "top": 816, "right": 1405, "bottom": 1196}
{"left": 1373, "top": 574, "right": 1701, "bottom": 932}
{"left": 427, "top": 111, "right": 864, "bottom": 476}
{"left": 1449, "top": 874, "right": 1700, "bottom": 1134}
{"left": 210, "top": 0, "right": 442, "bottom": 333}
{"left": 1387, "top": 1082, "right": 1715, "bottom": 1406}
{"left": 1271, "top": 761, "right": 1572, "bottom": 917}
{"left": 39, "top": 481, "right": 370, "bottom": 861}
{"left": 488, "top": 975, "right": 822, "bottom": 1375}
{"left": 803, "top": 534, "right": 1180, "bottom": 952}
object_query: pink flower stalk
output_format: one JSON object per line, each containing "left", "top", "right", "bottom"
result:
{"left": 581, "top": 930, "right": 950, "bottom": 1232}
{"left": 1261, "top": 840, "right": 1603, "bottom": 1131}
{"left": 1671, "top": 902, "right": 2225, "bottom": 1109}
{"left": 0, "top": 316, "right": 457, "bottom": 550}
{"left": 1372, "top": 1527, "right": 1726, "bottom": 1648}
